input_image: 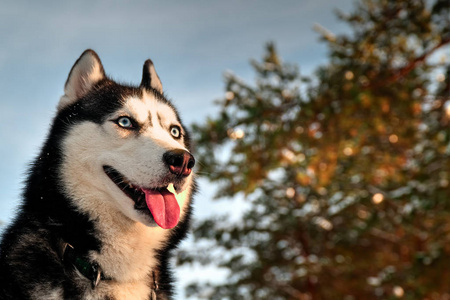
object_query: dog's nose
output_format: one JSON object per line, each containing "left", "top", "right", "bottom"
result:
{"left": 163, "top": 149, "right": 195, "bottom": 177}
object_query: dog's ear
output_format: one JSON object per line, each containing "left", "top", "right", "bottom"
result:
{"left": 58, "top": 49, "right": 106, "bottom": 111}
{"left": 140, "top": 59, "right": 163, "bottom": 94}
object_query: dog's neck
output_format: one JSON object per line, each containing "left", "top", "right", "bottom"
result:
{"left": 60, "top": 240, "right": 160, "bottom": 298}
{"left": 60, "top": 240, "right": 160, "bottom": 290}
{"left": 88, "top": 210, "right": 169, "bottom": 283}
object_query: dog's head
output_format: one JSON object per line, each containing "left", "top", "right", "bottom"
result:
{"left": 56, "top": 50, "right": 195, "bottom": 229}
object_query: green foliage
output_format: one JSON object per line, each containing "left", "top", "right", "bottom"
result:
{"left": 181, "top": 0, "right": 450, "bottom": 299}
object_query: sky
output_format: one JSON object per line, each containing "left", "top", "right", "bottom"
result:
{"left": 0, "top": 0, "right": 354, "bottom": 297}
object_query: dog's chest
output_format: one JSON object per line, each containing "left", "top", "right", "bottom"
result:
{"left": 90, "top": 280, "right": 156, "bottom": 300}
{"left": 93, "top": 220, "right": 168, "bottom": 283}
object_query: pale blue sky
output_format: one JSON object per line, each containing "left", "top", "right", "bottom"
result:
{"left": 0, "top": 0, "right": 354, "bottom": 223}
{"left": 0, "top": 0, "right": 354, "bottom": 297}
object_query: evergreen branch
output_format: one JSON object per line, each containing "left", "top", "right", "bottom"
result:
{"left": 369, "top": 34, "right": 450, "bottom": 88}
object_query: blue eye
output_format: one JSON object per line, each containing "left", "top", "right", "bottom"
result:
{"left": 117, "top": 117, "right": 133, "bottom": 128}
{"left": 170, "top": 126, "right": 181, "bottom": 138}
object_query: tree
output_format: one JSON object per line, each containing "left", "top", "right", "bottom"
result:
{"left": 180, "top": 0, "right": 450, "bottom": 299}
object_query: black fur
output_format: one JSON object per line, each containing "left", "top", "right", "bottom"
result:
{"left": 0, "top": 51, "right": 195, "bottom": 299}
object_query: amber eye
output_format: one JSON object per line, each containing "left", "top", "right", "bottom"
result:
{"left": 170, "top": 126, "right": 181, "bottom": 138}
{"left": 117, "top": 117, "right": 133, "bottom": 129}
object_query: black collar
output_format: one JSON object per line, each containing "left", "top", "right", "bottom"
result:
{"left": 62, "top": 242, "right": 109, "bottom": 289}
{"left": 60, "top": 242, "right": 160, "bottom": 294}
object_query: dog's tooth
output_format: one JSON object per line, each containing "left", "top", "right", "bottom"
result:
{"left": 167, "top": 183, "right": 176, "bottom": 194}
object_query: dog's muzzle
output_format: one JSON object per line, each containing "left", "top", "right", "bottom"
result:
{"left": 163, "top": 149, "right": 195, "bottom": 177}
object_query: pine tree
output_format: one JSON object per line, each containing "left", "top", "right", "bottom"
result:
{"left": 180, "top": 0, "right": 450, "bottom": 299}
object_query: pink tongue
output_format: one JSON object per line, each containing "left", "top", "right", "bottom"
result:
{"left": 143, "top": 188, "right": 180, "bottom": 229}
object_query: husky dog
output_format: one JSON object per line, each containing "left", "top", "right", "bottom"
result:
{"left": 0, "top": 50, "right": 196, "bottom": 299}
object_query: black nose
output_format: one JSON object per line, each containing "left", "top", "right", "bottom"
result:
{"left": 163, "top": 149, "right": 195, "bottom": 177}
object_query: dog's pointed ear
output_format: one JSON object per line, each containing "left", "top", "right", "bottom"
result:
{"left": 140, "top": 59, "right": 163, "bottom": 94}
{"left": 58, "top": 49, "right": 105, "bottom": 111}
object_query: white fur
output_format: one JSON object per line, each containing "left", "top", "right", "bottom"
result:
{"left": 148, "top": 63, "right": 163, "bottom": 93}
{"left": 59, "top": 91, "right": 194, "bottom": 295}
{"left": 32, "top": 286, "right": 63, "bottom": 300}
